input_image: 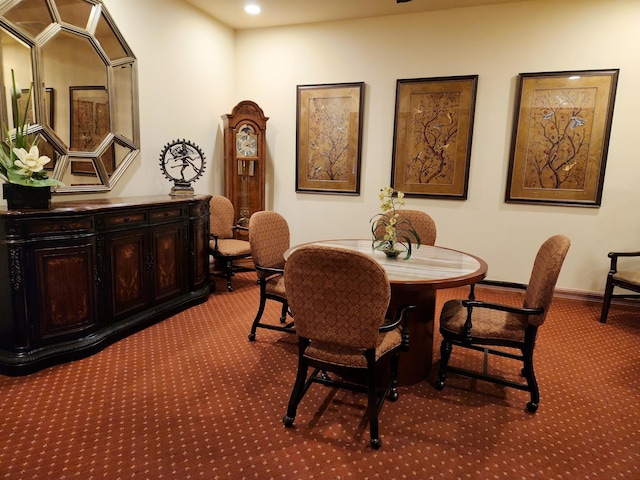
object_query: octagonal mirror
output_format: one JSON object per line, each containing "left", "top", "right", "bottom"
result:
{"left": 0, "top": 0, "right": 139, "bottom": 193}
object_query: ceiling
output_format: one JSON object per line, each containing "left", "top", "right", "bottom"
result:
{"left": 180, "top": 0, "right": 527, "bottom": 30}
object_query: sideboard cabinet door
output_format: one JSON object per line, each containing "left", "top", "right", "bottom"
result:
{"left": 151, "top": 221, "right": 187, "bottom": 302}
{"left": 106, "top": 228, "right": 149, "bottom": 319}
{"left": 29, "top": 239, "right": 99, "bottom": 343}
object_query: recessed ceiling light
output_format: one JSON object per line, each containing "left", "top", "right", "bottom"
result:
{"left": 244, "top": 4, "right": 261, "bottom": 15}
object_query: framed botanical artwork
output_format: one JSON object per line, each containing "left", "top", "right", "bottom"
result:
{"left": 296, "top": 82, "right": 364, "bottom": 195}
{"left": 506, "top": 69, "right": 619, "bottom": 207}
{"left": 391, "top": 75, "right": 478, "bottom": 199}
{"left": 69, "top": 86, "right": 115, "bottom": 175}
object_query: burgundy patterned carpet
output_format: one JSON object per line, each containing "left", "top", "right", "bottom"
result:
{"left": 1, "top": 272, "right": 639, "bottom": 479}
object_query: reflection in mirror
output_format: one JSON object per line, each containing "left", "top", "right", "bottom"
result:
{"left": 57, "top": 0, "right": 93, "bottom": 29}
{"left": 1, "top": 30, "right": 32, "bottom": 129}
{"left": 2, "top": 0, "right": 53, "bottom": 38}
{"left": 0, "top": 0, "right": 139, "bottom": 193}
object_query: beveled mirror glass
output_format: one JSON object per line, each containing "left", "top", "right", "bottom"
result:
{"left": 0, "top": 0, "right": 139, "bottom": 193}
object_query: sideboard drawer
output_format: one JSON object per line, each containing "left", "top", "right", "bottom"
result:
{"left": 25, "top": 217, "right": 94, "bottom": 236}
{"left": 104, "top": 210, "right": 148, "bottom": 228}
{"left": 150, "top": 206, "right": 185, "bottom": 224}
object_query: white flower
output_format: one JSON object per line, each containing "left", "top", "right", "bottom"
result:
{"left": 12, "top": 145, "right": 51, "bottom": 175}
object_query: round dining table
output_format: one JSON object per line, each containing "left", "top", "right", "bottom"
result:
{"left": 284, "top": 239, "right": 488, "bottom": 385}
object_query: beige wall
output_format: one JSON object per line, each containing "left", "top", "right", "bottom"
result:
{"left": 92, "top": 1, "right": 640, "bottom": 294}
{"left": 232, "top": 0, "right": 640, "bottom": 294}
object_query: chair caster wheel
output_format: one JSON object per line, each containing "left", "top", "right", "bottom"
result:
{"left": 526, "top": 402, "right": 538, "bottom": 413}
{"left": 283, "top": 415, "right": 295, "bottom": 427}
{"left": 248, "top": 333, "right": 256, "bottom": 341}
{"left": 388, "top": 390, "right": 399, "bottom": 402}
{"left": 370, "top": 438, "right": 381, "bottom": 449}
{"left": 433, "top": 380, "right": 445, "bottom": 390}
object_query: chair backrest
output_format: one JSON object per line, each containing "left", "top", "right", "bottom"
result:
{"left": 374, "top": 209, "right": 436, "bottom": 246}
{"left": 249, "top": 211, "right": 290, "bottom": 271}
{"left": 284, "top": 245, "right": 391, "bottom": 349}
{"left": 209, "top": 195, "right": 235, "bottom": 239}
{"left": 523, "top": 235, "right": 571, "bottom": 327}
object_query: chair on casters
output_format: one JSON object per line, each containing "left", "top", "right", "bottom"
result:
{"left": 209, "top": 195, "right": 252, "bottom": 292}
{"left": 600, "top": 251, "right": 640, "bottom": 323}
{"left": 247, "top": 211, "right": 294, "bottom": 341}
{"left": 374, "top": 209, "right": 437, "bottom": 247}
{"left": 282, "top": 245, "right": 414, "bottom": 449}
{"left": 434, "top": 235, "right": 570, "bottom": 413}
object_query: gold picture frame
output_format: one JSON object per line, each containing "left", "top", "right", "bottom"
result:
{"left": 296, "top": 82, "right": 364, "bottom": 195}
{"left": 391, "top": 75, "right": 478, "bottom": 199}
{"left": 506, "top": 69, "right": 619, "bottom": 207}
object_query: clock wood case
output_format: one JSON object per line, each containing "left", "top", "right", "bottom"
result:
{"left": 221, "top": 101, "right": 268, "bottom": 226}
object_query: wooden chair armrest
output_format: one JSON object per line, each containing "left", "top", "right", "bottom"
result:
{"left": 380, "top": 304, "right": 415, "bottom": 351}
{"left": 461, "top": 299, "right": 544, "bottom": 316}
{"left": 607, "top": 251, "right": 640, "bottom": 274}
{"left": 255, "top": 265, "right": 284, "bottom": 280}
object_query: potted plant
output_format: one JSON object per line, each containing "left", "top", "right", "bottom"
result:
{"left": 370, "top": 186, "right": 421, "bottom": 259}
{"left": 1, "top": 69, "right": 63, "bottom": 209}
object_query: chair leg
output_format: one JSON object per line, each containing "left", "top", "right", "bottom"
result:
{"left": 522, "top": 346, "right": 540, "bottom": 413}
{"left": 434, "top": 338, "right": 452, "bottom": 390}
{"left": 248, "top": 283, "right": 268, "bottom": 341}
{"left": 365, "top": 351, "right": 381, "bottom": 449}
{"left": 283, "top": 341, "right": 310, "bottom": 427}
{"left": 600, "top": 277, "right": 615, "bottom": 323}
{"left": 388, "top": 352, "right": 400, "bottom": 402}
{"left": 279, "top": 302, "right": 288, "bottom": 323}
{"left": 224, "top": 260, "right": 234, "bottom": 292}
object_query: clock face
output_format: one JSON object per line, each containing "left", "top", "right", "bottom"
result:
{"left": 236, "top": 133, "right": 258, "bottom": 157}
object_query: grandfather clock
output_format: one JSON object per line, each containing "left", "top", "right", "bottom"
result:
{"left": 222, "top": 101, "right": 268, "bottom": 227}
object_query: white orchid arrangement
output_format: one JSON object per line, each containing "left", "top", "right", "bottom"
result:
{"left": 370, "top": 186, "right": 421, "bottom": 259}
{"left": 0, "top": 69, "right": 63, "bottom": 188}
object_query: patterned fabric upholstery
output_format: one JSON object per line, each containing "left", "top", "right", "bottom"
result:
{"left": 435, "top": 234, "right": 571, "bottom": 412}
{"left": 285, "top": 245, "right": 392, "bottom": 350}
{"left": 440, "top": 235, "right": 571, "bottom": 338}
{"left": 208, "top": 195, "right": 252, "bottom": 291}
{"left": 440, "top": 300, "right": 528, "bottom": 342}
{"left": 249, "top": 211, "right": 290, "bottom": 277}
{"left": 209, "top": 195, "right": 236, "bottom": 239}
{"left": 283, "top": 244, "right": 411, "bottom": 448}
{"left": 374, "top": 209, "right": 436, "bottom": 246}
{"left": 247, "top": 211, "right": 292, "bottom": 340}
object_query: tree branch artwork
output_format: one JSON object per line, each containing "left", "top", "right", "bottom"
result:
{"left": 307, "top": 96, "right": 351, "bottom": 182}
{"left": 506, "top": 70, "right": 618, "bottom": 207}
{"left": 406, "top": 92, "right": 460, "bottom": 186}
{"left": 296, "top": 82, "right": 364, "bottom": 195}
{"left": 523, "top": 87, "right": 595, "bottom": 191}
{"left": 391, "top": 76, "right": 477, "bottom": 199}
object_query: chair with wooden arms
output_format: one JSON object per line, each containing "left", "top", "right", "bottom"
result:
{"left": 209, "top": 195, "right": 252, "bottom": 292}
{"left": 282, "top": 245, "right": 414, "bottom": 449}
{"left": 247, "top": 211, "right": 294, "bottom": 341}
{"left": 374, "top": 209, "right": 437, "bottom": 247}
{"left": 434, "top": 235, "right": 570, "bottom": 413}
{"left": 600, "top": 250, "right": 640, "bottom": 323}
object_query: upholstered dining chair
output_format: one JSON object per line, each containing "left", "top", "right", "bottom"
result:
{"left": 209, "top": 195, "right": 252, "bottom": 292}
{"left": 600, "top": 250, "right": 640, "bottom": 323}
{"left": 374, "top": 209, "right": 437, "bottom": 246}
{"left": 434, "top": 235, "right": 570, "bottom": 413}
{"left": 282, "top": 245, "right": 414, "bottom": 449}
{"left": 247, "top": 210, "right": 294, "bottom": 341}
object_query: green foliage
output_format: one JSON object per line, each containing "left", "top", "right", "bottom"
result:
{"left": 0, "top": 69, "right": 63, "bottom": 188}
{"left": 370, "top": 187, "right": 421, "bottom": 260}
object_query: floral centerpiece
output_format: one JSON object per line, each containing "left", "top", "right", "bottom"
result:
{"left": 1, "top": 69, "right": 63, "bottom": 209}
{"left": 370, "top": 186, "right": 421, "bottom": 259}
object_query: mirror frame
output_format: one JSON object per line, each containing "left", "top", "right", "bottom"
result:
{"left": 0, "top": 0, "right": 140, "bottom": 193}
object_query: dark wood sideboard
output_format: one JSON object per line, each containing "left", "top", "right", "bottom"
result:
{"left": 0, "top": 195, "right": 212, "bottom": 375}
